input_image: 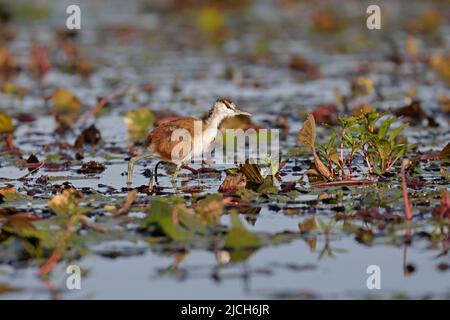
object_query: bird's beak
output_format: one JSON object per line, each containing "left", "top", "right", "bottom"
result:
{"left": 236, "top": 110, "right": 251, "bottom": 117}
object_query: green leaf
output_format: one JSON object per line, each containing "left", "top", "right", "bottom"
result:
{"left": 225, "top": 212, "right": 261, "bottom": 250}
{"left": 377, "top": 117, "right": 395, "bottom": 139}
{"left": 388, "top": 123, "right": 408, "bottom": 143}
{"left": 123, "top": 107, "right": 155, "bottom": 140}
{"left": 239, "top": 163, "right": 264, "bottom": 185}
{"left": 143, "top": 198, "right": 206, "bottom": 241}
{"left": 376, "top": 139, "right": 392, "bottom": 162}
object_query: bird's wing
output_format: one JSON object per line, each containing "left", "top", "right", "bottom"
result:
{"left": 147, "top": 118, "right": 196, "bottom": 162}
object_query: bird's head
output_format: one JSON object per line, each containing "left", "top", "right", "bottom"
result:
{"left": 212, "top": 98, "right": 251, "bottom": 118}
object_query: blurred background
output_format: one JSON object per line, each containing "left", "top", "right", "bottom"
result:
{"left": 1, "top": 0, "right": 449, "bottom": 299}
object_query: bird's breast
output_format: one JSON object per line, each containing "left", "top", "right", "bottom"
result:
{"left": 192, "top": 127, "right": 218, "bottom": 156}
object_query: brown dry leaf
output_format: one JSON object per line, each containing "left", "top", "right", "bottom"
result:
{"left": 297, "top": 114, "right": 331, "bottom": 179}
{"left": 351, "top": 76, "right": 373, "bottom": 96}
{"left": 77, "top": 161, "right": 106, "bottom": 174}
{"left": 297, "top": 113, "right": 316, "bottom": 147}
{"left": 351, "top": 104, "right": 375, "bottom": 116}
{"left": 218, "top": 172, "right": 247, "bottom": 193}
{"left": 74, "top": 124, "right": 102, "bottom": 148}
{"left": 394, "top": 99, "right": 426, "bottom": 119}
{"left": 48, "top": 189, "right": 82, "bottom": 215}
{"left": 52, "top": 88, "right": 82, "bottom": 113}
{"left": 51, "top": 88, "right": 82, "bottom": 131}
{"left": 194, "top": 194, "right": 225, "bottom": 224}
{"left": 313, "top": 154, "right": 332, "bottom": 179}
{"left": 439, "top": 142, "right": 450, "bottom": 160}
{"left": 0, "top": 185, "right": 16, "bottom": 196}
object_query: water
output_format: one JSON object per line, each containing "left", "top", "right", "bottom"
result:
{"left": 0, "top": 0, "right": 449, "bottom": 299}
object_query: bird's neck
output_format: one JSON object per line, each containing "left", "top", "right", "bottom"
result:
{"left": 203, "top": 111, "right": 226, "bottom": 132}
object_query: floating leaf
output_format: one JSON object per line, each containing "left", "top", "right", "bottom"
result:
{"left": 52, "top": 88, "right": 81, "bottom": 114}
{"left": 143, "top": 198, "right": 205, "bottom": 241}
{"left": 0, "top": 113, "right": 14, "bottom": 134}
{"left": 193, "top": 194, "right": 224, "bottom": 224}
{"left": 225, "top": 212, "right": 260, "bottom": 250}
{"left": 0, "top": 185, "right": 16, "bottom": 196}
{"left": 74, "top": 124, "right": 102, "bottom": 148}
{"left": 51, "top": 88, "right": 82, "bottom": 131}
{"left": 48, "top": 189, "right": 86, "bottom": 216}
{"left": 123, "top": 107, "right": 154, "bottom": 140}
{"left": 77, "top": 161, "right": 106, "bottom": 174}
{"left": 351, "top": 76, "right": 373, "bottom": 96}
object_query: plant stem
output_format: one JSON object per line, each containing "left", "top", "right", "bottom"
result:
{"left": 401, "top": 159, "right": 413, "bottom": 220}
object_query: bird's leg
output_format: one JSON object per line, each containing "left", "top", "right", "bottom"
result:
{"left": 154, "top": 161, "right": 165, "bottom": 184}
{"left": 171, "top": 163, "right": 182, "bottom": 183}
{"left": 147, "top": 169, "right": 154, "bottom": 194}
{"left": 127, "top": 151, "right": 153, "bottom": 185}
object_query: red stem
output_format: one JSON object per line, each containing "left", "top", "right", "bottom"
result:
{"left": 401, "top": 159, "right": 413, "bottom": 220}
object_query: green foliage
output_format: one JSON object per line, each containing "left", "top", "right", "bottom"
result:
{"left": 123, "top": 107, "right": 155, "bottom": 141}
{"left": 224, "top": 212, "right": 261, "bottom": 262}
{"left": 143, "top": 197, "right": 206, "bottom": 241}
{"left": 313, "top": 112, "right": 416, "bottom": 178}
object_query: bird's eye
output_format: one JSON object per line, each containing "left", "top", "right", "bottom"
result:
{"left": 223, "top": 101, "right": 234, "bottom": 110}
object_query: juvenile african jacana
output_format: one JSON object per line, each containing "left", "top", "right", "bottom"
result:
{"left": 127, "top": 98, "right": 251, "bottom": 184}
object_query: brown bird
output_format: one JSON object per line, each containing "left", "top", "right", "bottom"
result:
{"left": 127, "top": 98, "right": 251, "bottom": 184}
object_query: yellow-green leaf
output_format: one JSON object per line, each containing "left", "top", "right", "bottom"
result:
{"left": 0, "top": 113, "right": 14, "bottom": 134}
{"left": 123, "top": 107, "right": 154, "bottom": 140}
{"left": 225, "top": 212, "right": 260, "bottom": 250}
